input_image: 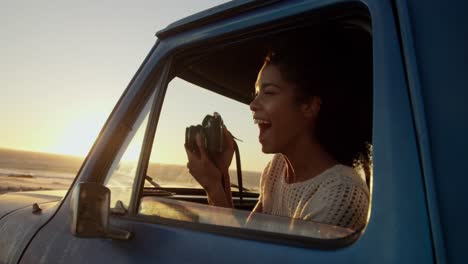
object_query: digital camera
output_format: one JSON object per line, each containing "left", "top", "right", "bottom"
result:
{"left": 185, "top": 112, "right": 224, "bottom": 155}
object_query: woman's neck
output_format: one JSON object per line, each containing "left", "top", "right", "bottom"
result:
{"left": 282, "top": 135, "right": 337, "bottom": 184}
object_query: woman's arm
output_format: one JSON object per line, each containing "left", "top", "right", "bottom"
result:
{"left": 206, "top": 180, "right": 232, "bottom": 207}
{"left": 206, "top": 168, "right": 233, "bottom": 207}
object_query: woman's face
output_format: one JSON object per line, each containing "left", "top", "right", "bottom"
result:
{"left": 249, "top": 64, "right": 315, "bottom": 154}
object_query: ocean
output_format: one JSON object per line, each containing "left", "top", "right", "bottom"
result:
{"left": 0, "top": 148, "right": 261, "bottom": 194}
{"left": 0, "top": 148, "right": 83, "bottom": 179}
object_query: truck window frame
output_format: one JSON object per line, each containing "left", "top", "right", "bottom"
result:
{"left": 117, "top": 3, "right": 374, "bottom": 249}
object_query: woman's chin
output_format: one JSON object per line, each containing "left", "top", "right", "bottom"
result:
{"left": 261, "top": 143, "right": 276, "bottom": 154}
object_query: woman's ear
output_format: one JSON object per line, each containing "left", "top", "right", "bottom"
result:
{"left": 301, "top": 96, "right": 321, "bottom": 119}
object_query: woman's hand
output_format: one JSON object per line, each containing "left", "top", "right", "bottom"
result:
{"left": 185, "top": 131, "right": 233, "bottom": 207}
{"left": 185, "top": 133, "right": 222, "bottom": 192}
{"left": 213, "top": 127, "right": 235, "bottom": 172}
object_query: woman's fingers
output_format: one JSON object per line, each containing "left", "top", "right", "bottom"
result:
{"left": 195, "top": 133, "right": 208, "bottom": 160}
{"left": 184, "top": 143, "right": 198, "bottom": 160}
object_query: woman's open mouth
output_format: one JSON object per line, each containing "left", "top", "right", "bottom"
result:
{"left": 254, "top": 118, "right": 272, "bottom": 143}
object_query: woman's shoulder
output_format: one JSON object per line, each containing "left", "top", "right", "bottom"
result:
{"left": 317, "top": 164, "right": 369, "bottom": 194}
{"left": 259, "top": 154, "right": 286, "bottom": 189}
{"left": 299, "top": 164, "right": 370, "bottom": 229}
{"left": 263, "top": 154, "right": 287, "bottom": 176}
{"left": 272, "top": 153, "right": 287, "bottom": 166}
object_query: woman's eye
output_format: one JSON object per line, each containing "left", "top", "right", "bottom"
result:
{"left": 252, "top": 89, "right": 275, "bottom": 99}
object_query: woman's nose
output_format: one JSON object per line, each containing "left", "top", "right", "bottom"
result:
{"left": 249, "top": 96, "right": 259, "bottom": 112}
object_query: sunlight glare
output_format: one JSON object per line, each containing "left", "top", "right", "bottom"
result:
{"left": 49, "top": 114, "right": 107, "bottom": 157}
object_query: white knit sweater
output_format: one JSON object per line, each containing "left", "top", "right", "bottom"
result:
{"left": 259, "top": 154, "right": 369, "bottom": 230}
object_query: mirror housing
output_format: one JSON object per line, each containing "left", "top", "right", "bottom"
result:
{"left": 71, "top": 182, "right": 131, "bottom": 240}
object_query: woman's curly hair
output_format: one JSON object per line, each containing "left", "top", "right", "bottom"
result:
{"left": 264, "top": 25, "right": 373, "bottom": 181}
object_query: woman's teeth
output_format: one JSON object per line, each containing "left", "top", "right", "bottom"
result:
{"left": 254, "top": 119, "right": 271, "bottom": 125}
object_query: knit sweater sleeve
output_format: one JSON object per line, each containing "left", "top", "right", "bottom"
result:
{"left": 258, "top": 154, "right": 286, "bottom": 214}
{"left": 257, "top": 159, "right": 272, "bottom": 206}
{"left": 299, "top": 174, "right": 369, "bottom": 230}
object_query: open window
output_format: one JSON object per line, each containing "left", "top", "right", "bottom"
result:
{"left": 142, "top": 76, "right": 272, "bottom": 208}
{"left": 111, "top": 4, "right": 373, "bottom": 248}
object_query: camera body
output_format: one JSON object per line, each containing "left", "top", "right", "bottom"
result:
{"left": 185, "top": 112, "right": 224, "bottom": 155}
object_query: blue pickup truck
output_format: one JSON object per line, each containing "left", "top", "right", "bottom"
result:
{"left": 1, "top": 0, "right": 467, "bottom": 263}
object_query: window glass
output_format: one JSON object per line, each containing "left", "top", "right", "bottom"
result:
{"left": 104, "top": 92, "right": 154, "bottom": 209}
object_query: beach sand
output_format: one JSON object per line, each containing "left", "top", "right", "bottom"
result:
{"left": 0, "top": 175, "right": 72, "bottom": 195}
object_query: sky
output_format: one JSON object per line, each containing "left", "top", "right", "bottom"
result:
{"left": 0, "top": 0, "right": 230, "bottom": 156}
{"left": 0, "top": 0, "right": 272, "bottom": 171}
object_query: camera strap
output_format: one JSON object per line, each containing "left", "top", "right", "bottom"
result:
{"left": 233, "top": 140, "right": 244, "bottom": 206}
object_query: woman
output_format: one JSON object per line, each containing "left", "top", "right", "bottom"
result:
{"left": 186, "top": 29, "right": 372, "bottom": 230}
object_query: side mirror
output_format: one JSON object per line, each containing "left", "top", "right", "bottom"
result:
{"left": 71, "top": 182, "right": 131, "bottom": 240}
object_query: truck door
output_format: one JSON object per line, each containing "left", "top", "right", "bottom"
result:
{"left": 20, "top": 1, "right": 434, "bottom": 263}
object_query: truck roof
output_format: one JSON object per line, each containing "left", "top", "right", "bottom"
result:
{"left": 156, "top": 0, "right": 278, "bottom": 38}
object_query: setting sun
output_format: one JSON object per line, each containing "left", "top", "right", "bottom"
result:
{"left": 48, "top": 113, "right": 107, "bottom": 157}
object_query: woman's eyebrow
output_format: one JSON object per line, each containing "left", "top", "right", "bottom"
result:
{"left": 256, "top": 82, "right": 281, "bottom": 90}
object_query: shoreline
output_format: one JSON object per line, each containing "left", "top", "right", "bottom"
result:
{"left": 0, "top": 174, "right": 72, "bottom": 195}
